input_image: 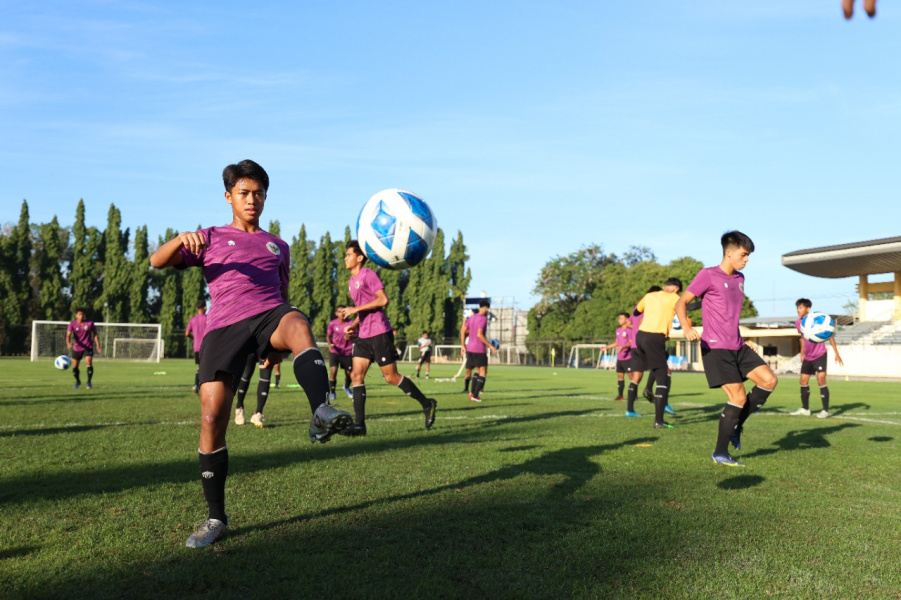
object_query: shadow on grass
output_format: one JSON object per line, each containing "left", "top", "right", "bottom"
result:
{"left": 829, "top": 402, "right": 870, "bottom": 416}
{"left": 0, "top": 546, "right": 38, "bottom": 560}
{"left": 717, "top": 474, "right": 765, "bottom": 490}
{"left": 741, "top": 423, "right": 861, "bottom": 458}
{"left": 869, "top": 436, "right": 893, "bottom": 442}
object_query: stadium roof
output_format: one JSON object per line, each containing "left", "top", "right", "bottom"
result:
{"left": 782, "top": 236, "right": 901, "bottom": 279}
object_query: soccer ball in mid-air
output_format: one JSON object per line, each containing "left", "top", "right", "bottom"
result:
{"left": 55, "top": 355, "right": 72, "bottom": 370}
{"left": 671, "top": 315, "right": 682, "bottom": 330}
{"left": 356, "top": 188, "right": 437, "bottom": 269}
{"left": 489, "top": 339, "right": 501, "bottom": 350}
{"left": 799, "top": 312, "right": 836, "bottom": 343}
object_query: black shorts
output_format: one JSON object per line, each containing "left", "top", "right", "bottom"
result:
{"left": 801, "top": 355, "right": 828, "bottom": 375}
{"left": 636, "top": 331, "right": 667, "bottom": 371}
{"left": 701, "top": 345, "right": 767, "bottom": 389}
{"left": 352, "top": 331, "right": 398, "bottom": 367}
{"left": 465, "top": 352, "right": 488, "bottom": 369}
{"left": 418, "top": 351, "right": 432, "bottom": 364}
{"left": 626, "top": 351, "right": 645, "bottom": 373}
{"left": 615, "top": 358, "right": 629, "bottom": 373}
{"left": 71, "top": 349, "right": 93, "bottom": 360}
{"left": 194, "top": 350, "right": 202, "bottom": 366}
{"left": 329, "top": 352, "right": 353, "bottom": 370}
{"left": 198, "top": 304, "right": 303, "bottom": 391}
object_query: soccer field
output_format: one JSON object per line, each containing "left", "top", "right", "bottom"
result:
{"left": 1, "top": 358, "right": 899, "bottom": 599}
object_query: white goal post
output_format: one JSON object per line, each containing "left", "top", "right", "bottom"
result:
{"left": 402, "top": 344, "right": 463, "bottom": 363}
{"left": 567, "top": 344, "right": 615, "bottom": 369}
{"left": 31, "top": 321, "right": 163, "bottom": 362}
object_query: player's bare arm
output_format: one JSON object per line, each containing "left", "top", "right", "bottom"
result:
{"left": 340, "top": 289, "right": 388, "bottom": 320}
{"left": 830, "top": 337, "right": 844, "bottom": 366}
{"left": 675, "top": 291, "right": 700, "bottom": 342}
{"left": 460, "top": 325, "right": 469, "bottom": 355}
{"left": 477, "top": 329, "right": 493, "bottom": 354}
{"left": 149, "top": 231, "right": 208, "bottom": 268}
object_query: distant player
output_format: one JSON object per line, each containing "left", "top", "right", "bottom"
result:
{"left": 461, "top": 300, "right": 495, "bottom": 402}
{"left": 233, "top": 353, "right": 275, "bottom": 427}
{"left": 185, "top": 301, "right": 208, "bottom": 394}
{"left": 66, "top": 307, "right": 100, "bottom": 390}
{"left": 634, "top": 279, "right": 683, "bottom": 428}
{"left": 791, "top": 298, "right": 843, "bottom": 418}
{"left": 415, "top": 331, "right": 433, "bottom": 379}
{"left": 339, "top": 241, "right": 437, "bottom": 436}
{"left": 675, "top": 230, "right": 778, "bottom": 468}
{"left": 149, "top": 159, "right": 352, "bottom": 548}
{"left": 326, "top": 305, "right": 354, "bottom": 400}
{"left": 624, "top": 289, "right": 653, "bottom": 417}
{"left": 600, "top": 312, "right": 632, "bottom": 401}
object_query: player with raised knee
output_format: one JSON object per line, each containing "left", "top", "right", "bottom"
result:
{"left": 676, "top": 230, "right": 778, "bottom": 467}
{"left": 633, "top": 279, "right": 683, "bottom": 428}
{"left": 326, "top": 305, "right": 354, "bottom": 400}
{"left": 185, "top": 301, "right": 208, "bottom": 394}
{"left": 791, "top": 298, "right": 843, "bottom": 418}
{"left": 461, "top": 300, "right": 495, "bottom": 402}
{"left": 339, "top": 240, "right": 437, "bottom": 437}
{"left": 233, "top": 353, "right": 275, "bottom": 427}
{"left": 150, "top": 159, "right": 352, "bottom": 548}
{"left": 66, "top": 307, "right": 100, "bottom": 390}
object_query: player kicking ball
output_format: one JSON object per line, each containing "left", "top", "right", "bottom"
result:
{"left": 150, "top": 159, "right": 352, "bottom": 548}
{"left": 675, "top": 231, "right": 778, "bottom": 467}
{"left": 338, "top": 241, "right": 437, "bottom": 437}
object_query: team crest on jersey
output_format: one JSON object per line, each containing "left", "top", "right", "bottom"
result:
{"left": 228, "top": 240, "right": 236, "bottom": 246}
{"left": 354, "top": 281, "right": 360, "bottom": 290}
{"left": 724, "top": 283, "right": 729, "bottom": 288}
{"left": 266, "top": 242, "right": 280, "bottom": 256}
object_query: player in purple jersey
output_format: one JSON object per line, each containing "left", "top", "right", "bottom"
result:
{"left": 338, "top": 240, "right": 437, "bottom": 436}
{"left": 791, "top": 298, "right": 843, "bottom": 418}
{"left": 185, "top": 301, "right": 208, "bottom": 394}
{"left": 675, "top": 231, "right": 778, "bottom": 468}
{"left": 233, "top": 353, "right": 275, "bottom": 427}
{"left": 150, "top": 159, "right": 352, "bottom": 548}
{"left": 600, "top": 312, "right": 633, "bottom": 401}
{"left": 66, "top": 308, "right": 101, "bottom": 389}
{"left": 326, "top": 306, "right": 355, "bottom": 400}
{"left": 461, "top": 300, "right": 495, "bottom": 402}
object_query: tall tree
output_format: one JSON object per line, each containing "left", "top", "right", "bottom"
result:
{"left": 311, "top": 231, "right": 336, "bottom": 336}
{"left": 334, "top": 226, "right": 353, "bottom": 307}
{"left": 288, "top": 225, "right": 313, "bottom": 315}
{"left": 129, "top": 225, "right": 151, "bottom": 323}
{"left": 100, "top": 204, "right": 131, "bottom": 323}
{"left": 445, "top": 231, "right": 471, "bottom": 340}
{"left": 268, "top": 220, "right": 281, "bottom": 238}
{"left": 180, "top": 224, "right": 206, "bottom": 323}
{"left": 70, "top": 200, "right": 103, "bottom": 317}
{"left": 34, "top": 217, "right": 68, "bottom": 320}
{"left": 378, "top": 267, "right": 409, "bottom": 337}
{"left": 408, "top": 229, "right": 447, "bottom": 341}
{"left": 157, "top": 229, "right": 183, "bottom": 357}
{"left": 0, "top": 201, "right": 32, "bottom": 353}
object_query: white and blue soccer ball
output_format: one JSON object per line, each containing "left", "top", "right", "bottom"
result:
{"left": 671, "top": 315, "right": 682, "bottom": 330}
{"left": 55, "top": 355, "right": 72, "bottom": 370}
{"left": 800, "top": 312, "right": 836, "bottom": 343}
{"left": 356, "top": 188, "right": 437, "bottom": 270}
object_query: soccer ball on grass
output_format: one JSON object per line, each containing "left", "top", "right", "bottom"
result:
{"left": 356, "top": 189, "right": 437, "bottom": 269}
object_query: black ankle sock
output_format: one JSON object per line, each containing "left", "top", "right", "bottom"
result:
{"left": 627, "top": 382, "right": 638, "bottom": 412}
{"left": 199, "top": 447, "right": 229, "bottom": 522}
{"left": 293, "top": 348, "right": 330, "bottom": 413}
{"left": 617, "top": 380, "right": 625, "bottom": 397}
{"left": 73, "top": 367, "right": 80, "bottom": 384}
{"left": 87, "top": 365, "right": 94, "bottom": 383}
{"left": 328, "top": 379, "right": 337, "bottom": 395}
{"left": 654, "top": 385, "right": 669, "bottom": 424}
{"left": 353, "top": 385, "right": 366, "bottom": 425}
{"left": 255, "top": 366, "right": 272, "bottom": 414}
{"left": 464, "top": 376, "right": 471, "bottom": 391}
{"left": 800, "top": 385, "right": 810, "bottom": 410}
{"left": 397, "top": 376, "right": 430, "bottom": 408}
{"left": 715, "top": 403, "right": 742, "bottom": 455}
{"left": 820, "top": 386, "right": 829, "bottom": 412}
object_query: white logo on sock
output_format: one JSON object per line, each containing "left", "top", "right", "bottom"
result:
{"left": 201, "top": 471, "right": 214, "bottom": 479}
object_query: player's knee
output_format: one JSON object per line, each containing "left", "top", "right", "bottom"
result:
{"left": 385, "top": 372, "right": 402, "bottom": 386}
{"left": 763, "top": 372, "right": 778, "bottom": 390}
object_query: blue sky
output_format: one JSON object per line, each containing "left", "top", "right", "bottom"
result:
{"left": 3, "top": 1, "right": 899, "bottom": 318}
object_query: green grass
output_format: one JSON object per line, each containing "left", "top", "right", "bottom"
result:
{"left": 1, "top": 358, "right": 900, "bottom": 599}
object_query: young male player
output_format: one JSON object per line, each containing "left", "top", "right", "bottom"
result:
{"left": 634, "top": 279, "right": 683, "bottom": 428}
{"left": 233, "top": 353, "right": 274, "bottom": 427}
{"left": 66, "top": 308, "right": 101, "bottom": 389}
{"left": 791, "top": 298, "right": 844, "bottom": 418}
{"left": 150, "top": 159, "right": 352, "bottom": 548}
{"left": 326, "top": 305, "right": 354, "bottom": 400}
{"left": 624, "top": 294, "right": 649, "bottom": 417}
{"left": 675, "top": 230, "right": 778, "bottom": 468}
{"left": 601, "top": 312, "right": 633, "bottom": 401}
{"left": 415, "top": 331, "right": 433, "bottom": 379}
{"left": 185, "top": 301, "right": 208, "bottom": 394}
{"left": 338, "top": 241, "right": 437, "bottom": 436}
{"left": 461, "top": 300, "right": 495, "bottom": 402}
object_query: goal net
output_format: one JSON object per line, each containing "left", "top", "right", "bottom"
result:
{"left": 31, "top": 321, "right": 163, "bottom": 362}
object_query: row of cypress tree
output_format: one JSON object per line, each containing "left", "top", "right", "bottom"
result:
{"left": 0, "top": 200, "right": 471, "bottom": 356}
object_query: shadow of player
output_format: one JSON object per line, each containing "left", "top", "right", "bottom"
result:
{"left": 742, "top": 422, "right": 860, "bottom": 458}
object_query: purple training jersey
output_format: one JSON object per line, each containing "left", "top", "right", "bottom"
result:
{"left": 349, "top": 267, "right": 393, "bottom": 339}
{"left": 628, "top": 313, "right": 643, "bottom": 349}
{"left": 327, "top": 317, "right": 354, "bottom": 356}
{"left": 465, "top": 313, "right": 488, "bottom": 353}
{"left": 186, "top": 313, "right": 208, "bottom": 353}
{"left": 796, "top": 317, "right": 827, "bottom": 361}
{"left": 67, "top": 320, "right": 97, "bottom": 352}
{"left": 615, "top": 326, "right": 632, "bottom": 361}
{"left": 179, "top": 226, "right": 289, "bottom": 332}
{"left": 686, "top": 266, "right": 746, "bottom": 351}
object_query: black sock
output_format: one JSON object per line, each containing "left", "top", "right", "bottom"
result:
{"left": 87, "top": 365, "right": 94, "bottom": 383}
{"left": 643, "top": 380, "right": 653, "bottom": 395}
{"left": 256, "top": 366, "right": 272, "bottom": 414}
{"left": 715, "top": 403, "right": 742, "bottom": 455}
{"left": 328, "top": 379, "right": 337, "bottom": 395}
{"left": 654, "top": 385, "right": 669, "bottom": 424}
{"left": 397, "top": 376, "right": 430, "bottom": 408}
{"left": 293, "top": 348, "right": 331, "bottom": 413}
{"left": 235, "top": 378, "right": 249, "bottom": 409}
{"left": 627, "top": 382, "right": 638, "bottom": 412}
{"left": 352, "top": 385, "right": 366, "bottom": 425}
{"left": 800, "top": 385, "right": 810, "bottom": 410}
{"left": 198, "top": 447, "right": 228, "bottom": 522}
{"left": 464, "top": 376, "right": 471, "bottom": 392}
{"left": 471, "top": 374, "right": 485, "bottom": 398}
{"left": 344, "top": 374, "right": 351, "bottom": 390}
{"left": 73, "top": 366, "right": 80, "bottom": 384}
{"left": 820, "top": 386, "right": 829, "bottom": 412}
{"left": 195, "top": 369, "right": 200, "bottom": 388}
{"left": 738, "top": 386, "right": 772, "bottom": 429}
{"left": 617, "top": 379, "right": 625, "bottom": 398}
{"left": 275, "top": 373, "right": 280, "bottom": 387}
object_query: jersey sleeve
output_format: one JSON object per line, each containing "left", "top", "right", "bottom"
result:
{"left": 686, "top": 269, "right": 710, "bottom": 299}
{"left": 178, "top": 227, "right": 210, "bottom": 268}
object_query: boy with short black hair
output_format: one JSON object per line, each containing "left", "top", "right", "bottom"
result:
{"left": 461, "top": 300, "right": 495, "bottom": 402}
{"left": 150, "top": 159, "right": 352, "bottom": 548}
{"left": 185, "top": 301, "right": 208, "bottom": 394}
{"left": 675, "top": 230, "right": 778, "bottom": 467}
{"left": 792, "top": 298, "right": 843, "bottom": 418}
{"left": 66, "top": 307, "right": 101, "bottom": 389}
{"left": 339, "top": 241, "right": 437, "bottom": 436}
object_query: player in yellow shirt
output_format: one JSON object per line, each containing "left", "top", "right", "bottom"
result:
{"left": 634, "top": 278, "right": 682, "bottom": 429}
